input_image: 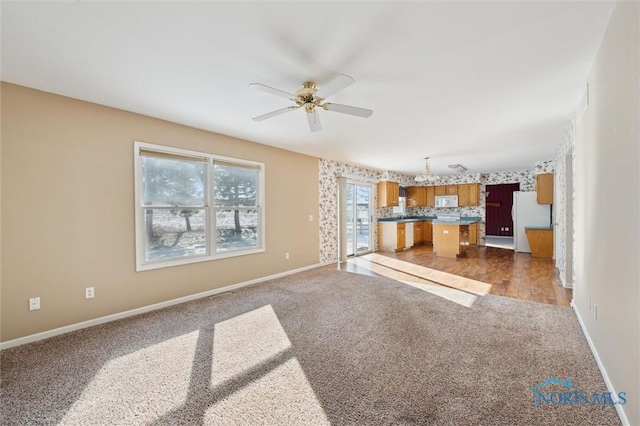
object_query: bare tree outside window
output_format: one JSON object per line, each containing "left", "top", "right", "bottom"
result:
{"left": 135, "top": 143, "right": 264, "bottom": 270}
{"left": 141, "top": 156, "right": 206, "bottom": 260}
{"left": 213, "top": 163, "right": 259, "bottom": 251}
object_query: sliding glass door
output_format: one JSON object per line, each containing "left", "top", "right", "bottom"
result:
{"left": 345, "top": 182, "right": 373, "bottom": 257}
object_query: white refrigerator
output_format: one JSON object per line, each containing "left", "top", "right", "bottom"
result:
{"left": 512, "top": 191, "right": 551, "bottom": 253}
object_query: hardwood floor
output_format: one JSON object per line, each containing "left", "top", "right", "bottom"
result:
{"left": 340, "top": 245, "right": 573, "bottom": 307}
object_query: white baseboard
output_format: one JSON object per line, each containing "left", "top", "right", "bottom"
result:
{"left": 572, "top": 302, "right": 629, "bottom": 425}
{"left": 560, "top": 276, "right": 573, "bottom": 289}
{"left": 556, "top": 262, "right": 573, "bottom": 289}
{"left": 0, "top": 263, "right": 322, "bottom": 351}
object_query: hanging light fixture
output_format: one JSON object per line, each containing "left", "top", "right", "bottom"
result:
{"left": 415, "top": 157, "right": 440, "bottom": 182}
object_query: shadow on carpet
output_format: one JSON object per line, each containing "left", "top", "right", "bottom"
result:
{"left": 1, "top": 267, "right": 621, "bottom": 425}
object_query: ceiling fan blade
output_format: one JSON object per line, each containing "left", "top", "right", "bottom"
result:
{"left": 249, "top": 83, "right": 295, "bottom": 100}
{"left": 315, "top": 74, "right": 355, "bottom": 99}
{"left": 306, "top": 110, "right": 322, "bottom": 132}
{"left": 252, "top": 106, "right": 296, "bottom": 121}
{"left": 324, "top": 103, "right": 373, "bottom": 118}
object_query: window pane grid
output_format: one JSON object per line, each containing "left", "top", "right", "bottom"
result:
{"left": 214, "top": 208, "right": 260, "bottom": 253}
{"left": 143, "top": 208, "right": 208, "bottom": 261}
{"left": 136, "top": 142, "right": 264, "bottom": 270}
{"left": 141, "top": 156, "right": 206, "bottom": 207}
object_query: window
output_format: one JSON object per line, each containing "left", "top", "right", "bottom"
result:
{"left": 213, "top": 161, "right": 260, "bottom": 252}
{"left": 392, "top": 197, "right": 406, "bottom": 215}
{"left": 134, "top": 142, "right": 264, "bottom": 271}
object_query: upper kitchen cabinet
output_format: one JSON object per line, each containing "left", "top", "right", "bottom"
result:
{"left": 434, "top": 185, "right": 446, "bottom": 196}
{"left": 407, "top": 186, "right": 427, "bottom": 207}
{"left": 446, "top": 185, "right": 458, "bottom": 195}
{"left": 536, "top": 173, "right": 554, "bottom": 204}
{"left": 378, "top": 181, "right": 399, "bottom": 207}
{"left": 458, "top": 183, "right": 480, "bottom": 206}
{"left": 426, "top": 186, "right": 435, "bottom": 207}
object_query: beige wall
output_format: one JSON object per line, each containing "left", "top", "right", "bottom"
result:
{"left": 1, "top": 83, "right": 320, "bottom": 342}
{"left": 574, "top": 2, "right": 639, "bottom": 424}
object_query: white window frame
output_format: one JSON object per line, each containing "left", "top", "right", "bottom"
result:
{"left": 134, "top": 141, "right": 265, "bottom": 271}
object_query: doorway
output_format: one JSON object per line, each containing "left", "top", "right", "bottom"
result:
{"left": 345, "top": 182, "right": 373, "bottom": 257}
{"left": 564, "top": 153, "right": 573, "bottom": 287}
{"left": 485, "top": 183, "right": 520, "bottom": 249}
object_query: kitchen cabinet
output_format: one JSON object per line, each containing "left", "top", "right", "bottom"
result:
{"left": 458, "top": 184, "right": 469, "bottom": 206}
{"left": 526, "top": 228, "right": 553, "bottom": 258}
{"left": 458, "top": 183, "right": 480, "bottom": 206}
{"left": 468, "top": 183, "right": 480, "bottom": 205}
{"left": 536, "top": 174, "right": 554, "bottom": 205}
{"left": 446, "top": 185, "right": 458, "bottom": 195}
{"left": 377, "top": 181, "right": 399, "bottom": 207}
{"left": 397, "top": 224, "right": 406, "bottom": 251}
{"left": 435, "top": 185, "right": 446, "bottom": 196}
{"left": 469, "top": 222, "right": 477, "bottom": 245}
{"left": 423, "top": 220, "right": 433, "bottom": 244}
{"left": 432, "top": 223, "right": 469, "bottom": 258}
{"left": 413, "top": 221, "right": 424, "bottom": 244}
{"left": 407, "top": 186, "right": 427, "bottom": 207}
{"left": 426, "top": 186, "right": 435, "bottom": 207}
{"left": 378, "top": 221, "right": 413, "bottom": 252}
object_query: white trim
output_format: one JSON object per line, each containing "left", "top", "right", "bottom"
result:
{"left": 0, "top": 263, "right": 322, "bottom": 351}
{"left": 558, "top": 273, "right": 573, "bottom": 289}
{"left": 336, "top": 173, "right": 378, "bottom": 184}
{"left": 572, "top": 302, "right": 628, "bottom": 425}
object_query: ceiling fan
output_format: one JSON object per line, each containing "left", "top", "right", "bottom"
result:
{"left": 249, "top": 74, "right": 373, "bottom": 132}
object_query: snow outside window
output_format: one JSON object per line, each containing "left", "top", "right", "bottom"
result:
{"left": 134, "top": 142, "right": 265, "bottom": 271}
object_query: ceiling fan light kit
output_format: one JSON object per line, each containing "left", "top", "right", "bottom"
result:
{"left": 250, "top": 74, "right": 373, "bottom": 132}
{"left": 415, "top": 157, "right": 440, "bottom": 182}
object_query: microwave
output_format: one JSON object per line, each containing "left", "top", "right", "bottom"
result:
{"left": 435, "top": 195, "right": 459, "bottom": 208}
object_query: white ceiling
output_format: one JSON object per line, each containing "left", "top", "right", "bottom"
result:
{"left": 1, "top": 1, "right": 616, "bottom": 176}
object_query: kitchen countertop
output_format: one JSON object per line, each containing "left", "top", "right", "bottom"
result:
{"left": 525, "top": 226, "right": 553, "bottom": 231}
{"left": 432, "top": 217, "right": 481, "bottom": 225}
{"left": 378, "top": 216, "right": 481, "bottom": 225}
{"left": 377, "top": 216, "right": 437, "bottom": 223}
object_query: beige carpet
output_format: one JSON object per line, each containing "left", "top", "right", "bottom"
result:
{"left": 1, "top": 267, "right": 620, "bottom": 425}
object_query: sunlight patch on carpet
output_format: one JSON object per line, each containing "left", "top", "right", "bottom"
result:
{"left": 211, "top": 305, "right": 291, "bottom": 386}
{"left": 205, "top": 357, "right": 330, "bottom": 425}
{"left": 61, "top": 330, "right": 198, "bottom": 424}
{"left": 208, "top": 305, "right": 329, "bottom": 424}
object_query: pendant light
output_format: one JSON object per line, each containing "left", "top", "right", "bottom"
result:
{"left": 415, "top": 157, "right": 440, "bottom": 182}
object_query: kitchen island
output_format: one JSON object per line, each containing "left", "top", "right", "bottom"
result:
{"left": 432, "top": 216, "right": 481, "bottom": 258}
{"left": 377, "top": 216, "right": 436, "bottom": 252}
{"left": 377, "top": 215, "right": 480, "bottom": 256}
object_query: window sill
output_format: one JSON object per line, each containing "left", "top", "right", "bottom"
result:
{"left": 136, "top": 247, "right": 266, "bottom": 272}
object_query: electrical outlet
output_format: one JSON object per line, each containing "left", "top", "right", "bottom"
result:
{"left": 85, "top": 287, "right": 95, "bottom": 299}
{"left": 285, "top": 252, "right": 290, "bottom": 260}
{"left": 29, "top": 297, "right": 40, "bottom": 311}
{"left": 308, "top": 215, "right": 313, "bottom": 222}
